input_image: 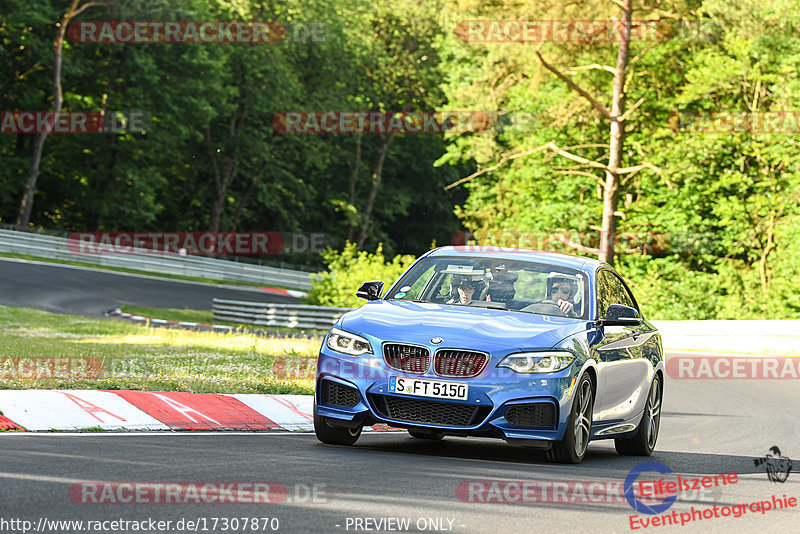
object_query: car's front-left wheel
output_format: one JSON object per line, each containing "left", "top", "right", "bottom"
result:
{"left": 313, "top": 402, "right": 362, "bottom": 446}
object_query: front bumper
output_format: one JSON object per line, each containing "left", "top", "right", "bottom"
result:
{"left": 315, "top": 348, "right": 581, "bottom": 443}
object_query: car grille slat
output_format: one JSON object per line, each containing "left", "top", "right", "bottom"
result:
{"left": 369, "top": 394, "right": 491, "bottom": 427}
{"left": 505, "top": 403, "right": 556, "bottom": 429}
{"left": 321, "top": 380, "right": 359, "bottom": 408}
{"left": 383, "top": 343, "right": 430, "bottom": 374}
{"left": 434, "top": 350, "right": 488, "bottom": 378}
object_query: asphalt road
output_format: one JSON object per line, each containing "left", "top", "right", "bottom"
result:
{"left": 1, "top": 358, "right": 798, "bottom": 534}
{"left": 0, "top": 257, "right": 299, "bottom": 317}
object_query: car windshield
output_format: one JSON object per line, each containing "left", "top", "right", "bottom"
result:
{"left": 386, "top": 256, "right": 589, "bottom": 320}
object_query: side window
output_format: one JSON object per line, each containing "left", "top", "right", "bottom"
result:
{"left": 596, "top": 271, "right": 614, "bottom": 319}
{"left": 597, "top": 270, "right": 635, "bottom": 318}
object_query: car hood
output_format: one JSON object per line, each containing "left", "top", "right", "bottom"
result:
{"left": 338, "top": 300, "right": 588, "bottom": 352}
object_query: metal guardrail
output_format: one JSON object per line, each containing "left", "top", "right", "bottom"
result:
{"left": 210, "top": 302, "right": 800, "bottom": 355}
{"left": 652, "top": 320, "right": 800, "bottom": 356}
{"left": 0, "top": 229, "right": 315, "bottom": 290}
{"left": 212, "top": 299, "right": 353, "bottom": 329}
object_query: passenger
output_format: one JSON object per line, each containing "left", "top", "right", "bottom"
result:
{"left": 446, "top": 275, "right": 484, "bottom": 305}
{"left": 485, "top": 264, "right": 518, "bottom": 304}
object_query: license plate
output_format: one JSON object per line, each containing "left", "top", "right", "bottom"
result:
{"left": 388, "top": 376, "right": 468, "bottom": 400}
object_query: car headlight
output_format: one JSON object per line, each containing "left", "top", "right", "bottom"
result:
{"left": 498, "top": 352, "right": 575, "bottom": 373}
{"left": 326, "top": 327, "right": 374, "bottom": 356}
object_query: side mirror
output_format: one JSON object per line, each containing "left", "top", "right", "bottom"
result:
{"left": 356, "top": 280, "right": 384, "bottom": 301}
{"left": 601, "top": 304, "right": 641, "bottom": 327}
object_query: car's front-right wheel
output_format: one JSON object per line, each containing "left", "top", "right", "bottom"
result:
{"left": 313, "top": 402, "right": 362, "bottom": 446}
{"left": 615, "top": 373, "right": 662, "bottom": 456}
{"left": 548, "top": 373, "right": 594, "bottom": 464}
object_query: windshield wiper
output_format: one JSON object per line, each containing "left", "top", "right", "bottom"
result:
{"left": 467, "top": 302, "right": 507, "bottom": 310}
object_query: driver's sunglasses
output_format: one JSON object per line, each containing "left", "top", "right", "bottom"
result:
{"left": 552, "top": 285, "right": 571, "bottom": 294}
{"left": 458, "top": 283, "right": 478, "bottom": 290}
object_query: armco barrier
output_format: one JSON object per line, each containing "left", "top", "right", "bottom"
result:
{"left": 0, "top": 229, "right": 314, "bottom": 290}
{"left": 212, "top": 299, "right": 353, "bottom": 329}
{"left": 652, "top": 320, "right": 800, "bottom": 356}
{"left": 209, "top": 301, "right": 799, "bottom": 355}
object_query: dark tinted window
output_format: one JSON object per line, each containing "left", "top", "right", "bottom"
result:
{"left": 597, "top": 270, "right": 635, "bottom": 318}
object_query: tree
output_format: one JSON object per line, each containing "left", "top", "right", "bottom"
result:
{"left": 442, "top": 0, "right": 663, "bottom": 264}
{"left": 16, "top": 0, "right": 109, "bottom": 227}
{"left": 339, "top": 0, "right": 448, "bottom": 248}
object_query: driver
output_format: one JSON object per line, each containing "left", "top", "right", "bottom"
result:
{"left": 546, "top": 273, "right": 578, "bottom": 317}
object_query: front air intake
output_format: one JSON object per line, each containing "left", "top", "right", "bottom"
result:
{"left": 320, "top": 380, "right": 359, "bottom": 408}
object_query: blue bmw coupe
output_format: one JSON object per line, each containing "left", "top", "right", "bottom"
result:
{"left": 314, "top": 246, "right": 664, "bottom": 463}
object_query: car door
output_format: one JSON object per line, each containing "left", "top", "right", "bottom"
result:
{"left": 592, "top": 269, "right": 651, "bottom": 425}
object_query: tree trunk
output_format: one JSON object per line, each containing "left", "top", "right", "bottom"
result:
{"left": 356, "top": 133, "right": 394, "bottom": 247}
{"left": 346, "top": 134, "right": 362, "bottom": 242}
{"left": 759, "top": 214, "right": 776, "bottom": 294}
{"left": 17, "top": 0, "right": 104, "bottom": 227}
{"left": 598, "top": 0, "right": 633, "bottom": 264}
{"left": 230, "top": 164, "right": 266, "bottom": 230}
{"left": 205, "top": 125, "right": 239, "bottom": 234}
{"left": 210, "top": 195, "right": 225, "bottom": 235}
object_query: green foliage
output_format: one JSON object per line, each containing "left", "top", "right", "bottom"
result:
{"left": 307, "top": 242, "right": 416, "bottom": 308}
{"left": 0, "top": 0, "right": 463, "bottom": 259}
{"left": 4, "top": 0, "right": 799, "bottom": 319}
{"left": 435, "top": 0, "right": 800, "bottom": 319}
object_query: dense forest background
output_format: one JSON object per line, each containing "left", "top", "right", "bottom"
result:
{"left": 2, "top": 0, "right": 799, "bottom": 318}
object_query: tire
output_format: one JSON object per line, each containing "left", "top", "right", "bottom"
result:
{"left": 615, "top": 374, "right": 662, "bottom": 456}
{"left": 408, "top": 429, "right": 445, "bottom": 440}
{"left": 548, "top": 373, "right": 594, "bottom": 464}
{"left": 313, "top": 402, "right": 362, "bottom": 446}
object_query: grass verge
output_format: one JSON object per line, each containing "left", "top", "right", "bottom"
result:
{"left": 0, "top": 306, "right": 321, "bottom": 394}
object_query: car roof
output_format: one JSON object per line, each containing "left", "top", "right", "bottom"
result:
{"left": 425, "top": 245, "right": 604, "bottom": 274}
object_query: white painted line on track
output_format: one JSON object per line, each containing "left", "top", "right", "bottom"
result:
{"left": 0, "top": 472, "right": 110, "bottom": 485}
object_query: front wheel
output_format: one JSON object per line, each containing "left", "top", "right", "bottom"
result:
{"left": 615, "top": 374, "right": 662, "bottom": 456}
{"left": 548, "top": 373, "right": 594, "bottom": 464}
{"left": 313, "top": 403, "right": 362, "bottom": 446}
